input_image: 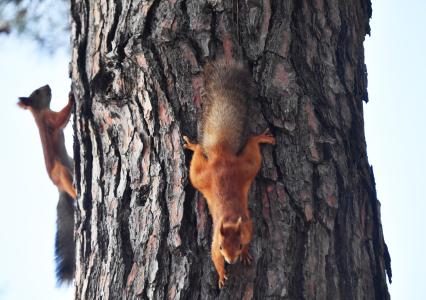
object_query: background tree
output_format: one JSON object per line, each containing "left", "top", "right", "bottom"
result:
{"left": 70, "top": 0, "right": 391, "bottom": 299}
{"left": 0, "top": 0, "right": 68, "bottom": 50}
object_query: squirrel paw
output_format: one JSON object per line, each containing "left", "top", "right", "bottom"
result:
{"left": 256, "top": 128, "right": 276, "bottom": 145}
{"left": 241, "top": 250, "right": 253, "bottom": 266}
{"left": 218, "top": 272, "right": 228, "bottom": 289}
{"left": 68, "top": 91, "right": 75, "bottom": 104}
{"left": 183, "top": 136, "right": 197, "bottom": 151}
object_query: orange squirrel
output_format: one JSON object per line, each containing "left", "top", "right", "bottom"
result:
{"left": 184, "top": 60, "right": 275, "bottom": 288}
{"left": 18, "top": 85, "right": 76, "bottom": 283}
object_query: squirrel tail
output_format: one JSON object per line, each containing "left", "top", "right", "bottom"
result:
{"left": 201, "top": 59, "right": 256, "bottom": 154}
{"left": 55, "top": 191, "right": 75, "bottom": 284}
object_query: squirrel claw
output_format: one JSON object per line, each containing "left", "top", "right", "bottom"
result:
{"left": 183, "top": 136, "right": 190, "bottom": 147}
{"left": 241, "top": 252, "right": 253, "bottom": 265}
{"left": 183, "top": 135, "right": 191, "bottom": 144}
{"left": 218, "top": 273, "right": 228, "bottom": 289}
{"left": 68, "top": 92, "right": 75, "bottom": 103}
{"left": 183, "top": 136, "right": 197, "bottom": 151}
{"left": 256, "top": 129, "right": 276, "bottom": 145}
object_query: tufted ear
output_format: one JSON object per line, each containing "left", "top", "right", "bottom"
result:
{"left": 236, "top": 217, "right": 242, "bottom": 230}
{"left": 18, "top": 97, "right": 31, "bottom": 109}
{"left": 220, "top": 220, "right": 225, "bottom": 236}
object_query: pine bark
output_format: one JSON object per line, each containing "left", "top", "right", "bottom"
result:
{"left": 70, "top": 0, "right": 391, "bottom": 299}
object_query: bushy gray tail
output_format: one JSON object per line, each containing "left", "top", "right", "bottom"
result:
{"left": 201, "top": 60, "right": 256, "bottom": 154}
{"left": 55, "top": 191, "right": 75, "bottom": 284}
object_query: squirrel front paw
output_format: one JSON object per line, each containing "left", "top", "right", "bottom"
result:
{"left": 218, "top": 272, "right": 228, "bottom": 289}
{"left": 68, "top": 91, "right": 75, "bottom": 104}
{"left": 241, "top": 248, "right": 253, "bottom": 265}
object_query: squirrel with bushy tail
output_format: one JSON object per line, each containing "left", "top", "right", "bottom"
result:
{"left": 18, "top": 85, "right": 76, "bottom": 284}
{"left": 184, "top": 59, "right": 275, "bottom": 288}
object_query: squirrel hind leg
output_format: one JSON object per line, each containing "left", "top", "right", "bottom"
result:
{"left": 254, "top": 129, "right": 276, "bottom": 145}
{"left": 55, "top": 192, "right": 75, "bottom": 284}
{"left": 51, "top": 162, "right": 77, "bottom": 199}
{"left": 62, "top": 176, "right": 77, "bottom": 200}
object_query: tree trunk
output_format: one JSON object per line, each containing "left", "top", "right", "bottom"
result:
{"left": 70, "top": 0, "right": 391, "bottom": 299}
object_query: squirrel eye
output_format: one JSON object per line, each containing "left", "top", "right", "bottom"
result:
{"left": 219, "top": 245, "right": 223, "bottom": 250}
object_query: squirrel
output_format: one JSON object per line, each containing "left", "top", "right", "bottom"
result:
{"left": 18, "top": 85, "right": 76, "bottom": 283}
{"left": 183, "top": 60, "right": 275, "bottom": 288}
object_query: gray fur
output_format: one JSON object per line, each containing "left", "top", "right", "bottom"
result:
{"left": 201, "top": 60, "right": 256, "bottom": 155}
{"left": 55, "top": 191, "right": 75, "bottom": 284}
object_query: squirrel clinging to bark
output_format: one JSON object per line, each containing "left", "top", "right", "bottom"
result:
{"left": 18, "top": 85, "right": 76, "bottom": 283}
{"left": 184, "top": 60, "right": 275, "bottom": 288}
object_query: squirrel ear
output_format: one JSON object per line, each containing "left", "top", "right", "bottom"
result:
{"left": 236, "top": 217, "right": 242, "bottom": 229}
{"left": 18, "top": 97, "right": 30, "bottom": 109}
{"left": 220, "top": 221, "right": 225, "bottom": 236}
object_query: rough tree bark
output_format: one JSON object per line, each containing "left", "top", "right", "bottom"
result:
{"left": 70, "top": 0, "right": 391, "bottom": 299}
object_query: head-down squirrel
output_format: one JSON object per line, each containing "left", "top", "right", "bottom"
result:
{"left": 18, "top": 85, "right": 76, "bottom": 283}
{"left": 184, "top": 60, "right": 275, "bottom": 288}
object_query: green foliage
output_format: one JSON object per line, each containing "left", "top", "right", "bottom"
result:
{"left": 0, "top": 0, "right": 69, "bottom": 51}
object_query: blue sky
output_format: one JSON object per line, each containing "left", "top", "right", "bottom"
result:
{"left": 0, "top": 1, "right": 425, "bottom": 299}
{"left": 364, "top": 1, "right": 426, "bottom": 299}
{"left": 0, "top": 37, "right": 73, "bottom": 299}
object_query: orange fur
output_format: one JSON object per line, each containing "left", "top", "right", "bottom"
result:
{"left": 184, "top": 130, "right": 275, "bottom": 288}
{"left": 18, "top": 85, "right": 76, "bottom": 199}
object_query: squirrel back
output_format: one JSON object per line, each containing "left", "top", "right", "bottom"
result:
{"left": 201, "top": 60, "right": 256, "bottom": 155}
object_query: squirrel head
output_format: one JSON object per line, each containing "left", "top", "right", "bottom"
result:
{"left": 18, "top": 85, "right": 52, "bottom": 110}
{"left": 218, "top": 217, "right": 243, "bottom": 264}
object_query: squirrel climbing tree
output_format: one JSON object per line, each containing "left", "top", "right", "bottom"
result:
{"left": 18, "top": 85, "right": 76, "bottom": 283}
{"left": 70, "top": 0, "right": 391, "bottom": 299}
